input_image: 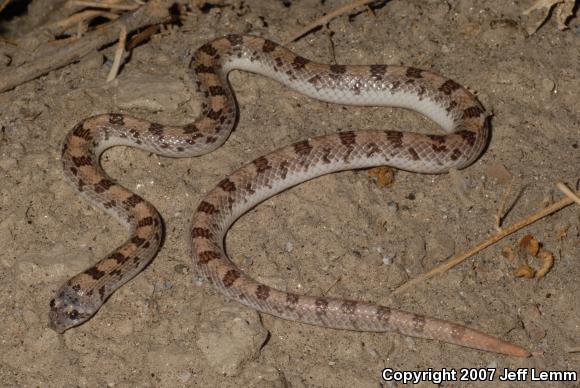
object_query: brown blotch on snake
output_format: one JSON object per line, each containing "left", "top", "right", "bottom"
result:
{"left": 292, "top": 56, "right": 310, "bottom": 70}
{"left": 406, "top": 67, "right": 423, "bottom": 78}
{"left": 198, "top": 251, "right": 220, "bottom": 264}
{"left": 375, "top": 306, "right": 392, "bottom": 323}
{"left": 255, "top": 285, "right": 270, "bottom": 301}
{"left": 341, "top": 301, "right": 358, "bottom": 315}
{"left": 314, "top": 298, "right": 329, "bottom": 316}
{"left": 197, "top": 201, "right": 217, "bottom": 214}
{"left": 329, "top": 64, "right": 347, "bottom": 74}
{"left": 109, "top": 113, "right": 125, "bottom": 126}
{"left": 111, "top": 252, "right": 128, "bottom": 264}
{"left": 370, "top": 64, "right": 387, "bottom": 79}
{"left": 407, "top": 147, "right": 420, "bottom": 161}
{"left": 450, "top": 148, "right": 463, "bottom": 161}
{"left": 412, "top": 315, "right": 427, "bottom": 333}
{"left": 262, "top": 39, "right": 277, "bottom": 53}
{"left": 50, "top": 35, "right": 529, "bottom": 359}
{"left": 222, "top": 269, "right": 241, "bottom": 287}
{"left": 253, "top": 156, "right": 272, "bottom": 174}
{"left": 191, "top": 228, "right": 213, "bottom": 239}
{"left": 84, "top": 267, "right": 106, "bottom": 280}
{"left": 293, "top": 140, "right": 313, "bottom": 156}
{"left": 217, "top": 178, "right": 237, "bottom": 193}
{"left": 71, "top": 155, "right": 92, "bottom": 167}
{"left": 439, "top": 79, "right": 461, "bottom": 95}
{"left": 123, "top": 194, "right": 143, "bottom": 208}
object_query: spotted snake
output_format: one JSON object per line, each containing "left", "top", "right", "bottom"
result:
{"left": 49, "top": 35, "right": 529, "bottom": 357}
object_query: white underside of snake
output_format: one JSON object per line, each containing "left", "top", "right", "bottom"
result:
{"left": 48, "top": 35, "right": 529, "bottom": 357}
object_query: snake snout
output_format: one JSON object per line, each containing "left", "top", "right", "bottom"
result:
{"left": 48, "top": 287, "right": 97, "bottom": 333}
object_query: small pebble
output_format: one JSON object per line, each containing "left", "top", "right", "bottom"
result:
{"left": 541, "top": 78, "right": 555, "bottom": 93}
{"left": 242, "top": 255, "right": 253, "bottom": 266}
{"left": 174, "top": 263, "right": 189, "bottom": 274}
{"left": 382, "top": 255, "right": 395, "bottom": 265}
{"left": 177, "top": 371, "right": 192, "bottom": 383}
{"left": 387, "top": 200, "right": 398, "bottom": 212}
{"left": 366, "top": 347, "right": 379, "bottom": 358}
{"left": 284, "top": 241, "right": 294, "bottom": 253}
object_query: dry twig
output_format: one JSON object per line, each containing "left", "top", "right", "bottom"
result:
{"left": 393, "top": 185, "right": 579, "bottom": 294}
{"left": 127, "top": 24, "right": 159, "bottom": 50}
{"left": 69, "top": 0, "right": 140, "bottom": 11}
{"left": 106, "top": 24, "right": 127, "bottom": 82}
{"left": 557, "top": 181, "right": 580, "bottom": 205}
{"left": 284, "top": 0, "right": 378, "bottom": 45}
{"left": 494, "top": 177, "right": 515, "bottom": 230}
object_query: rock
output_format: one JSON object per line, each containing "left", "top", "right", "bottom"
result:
{"left": 283, "top": 241, "right": 294, "bottom": 253}
{"left": 177, "top": 370, "right": 192, "bottom": 383}
{"left": 196, "top": 304, "right": 268, "bottom": 376}
{"left": 541, "top": 78, "right": 555, "bottom": 94}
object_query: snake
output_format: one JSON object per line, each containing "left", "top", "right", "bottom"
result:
{"left": 49, "top": 34, "right": 529, "bottom": 357}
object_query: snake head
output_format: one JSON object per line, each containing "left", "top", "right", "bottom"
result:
{"left": 48, "top": 283, "right": 98, "bottom": 333}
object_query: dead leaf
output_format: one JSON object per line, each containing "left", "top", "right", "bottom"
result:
{"left": 368, "top": 166, "right": 395, "bottom": 188}
{"left": 536, "top": 249, "right": 555, "bottom": 278}
{"left": 514, "top": 263, "right": 536, "bottom": 278}
{"left": 520, "top": 234, "right": 540, "bottom": 256}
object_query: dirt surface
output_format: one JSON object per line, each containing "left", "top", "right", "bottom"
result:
{"left": 1, "top": 0, "right": 578, "bottom": 387}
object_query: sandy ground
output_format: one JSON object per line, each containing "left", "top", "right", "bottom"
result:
{"left": 1, "top": 0, "right": 579, "bottom": 387}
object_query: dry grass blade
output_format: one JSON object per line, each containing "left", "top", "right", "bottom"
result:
{"left": 393, "top": 185, "right": 579, "bottom": 294}
{"left": 106, "top": 24, "right": 127, "bottom": 82}
{"left": 557, "top": 181, "right": 580, "bottom": 205}
{"left": 284, "top": 0, "right": 378, "bottom": 45}
{"left": 69, "top": 0, "right": 140, "bottom": 11}
{"left": 126, "top": 24, "right": 158, "bottom": 50}
{"left": 494, "top": 176, "right": 514, "bottom": 230}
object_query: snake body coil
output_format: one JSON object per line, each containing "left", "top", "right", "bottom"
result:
{"left": 49, "top": 35, "right": 528, "bottom": 357}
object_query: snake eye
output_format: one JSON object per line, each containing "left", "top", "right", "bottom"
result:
{"left": 69, "top": 310, "right": 79, "bottom": 320}
{"left": 49, "top": 299, "right": 55, "bottom": 308}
